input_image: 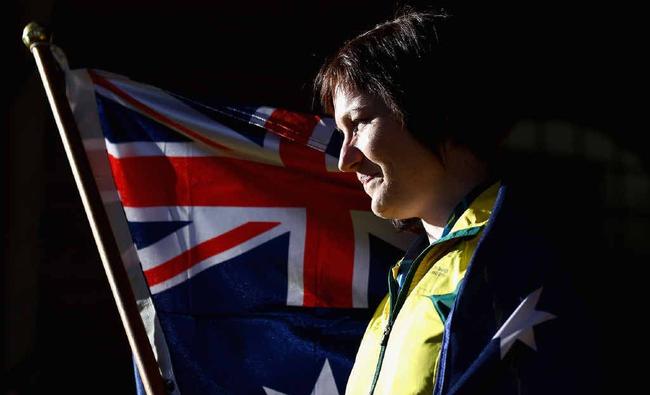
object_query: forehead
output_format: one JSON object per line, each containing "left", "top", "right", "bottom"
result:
{"left": 333, "top": 87, "right": 380, "bottom": 123}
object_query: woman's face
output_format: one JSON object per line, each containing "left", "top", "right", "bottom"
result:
{"left": 333, "top": 88, "right": 447, "bottom": 220}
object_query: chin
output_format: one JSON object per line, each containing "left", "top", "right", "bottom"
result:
{"left": 372, "top": 210, "right": 390, "bottom": 219}
{"left": 372, "top": 198, "right": 418, "bottom": 222}
{"left": 371, "top": 201, "right": 397, "bottom": 220}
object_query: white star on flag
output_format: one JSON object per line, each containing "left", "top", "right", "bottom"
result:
{"left": 263, "top": 359, "right": 339, "bottom": 395}
{"left": 492, "top": 287, "right": 557, "bottom": 359}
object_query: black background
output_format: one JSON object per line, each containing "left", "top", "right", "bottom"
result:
{"left": 6, "top": 1, "right": 647, "bottom": 394}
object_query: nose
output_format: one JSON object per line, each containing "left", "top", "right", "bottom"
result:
{"left": 338, "top": 141, "right": 364, "bottom": 172}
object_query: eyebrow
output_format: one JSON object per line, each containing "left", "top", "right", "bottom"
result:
{"left": 345, "top": 105, "right": 369, "bottom": 117}
{"left": 336, "top": 105, "right": 369, "bottom": 129}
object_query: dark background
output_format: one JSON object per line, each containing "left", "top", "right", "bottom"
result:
{"left": 6, "top": 1, "right": 648, "bottom": 394}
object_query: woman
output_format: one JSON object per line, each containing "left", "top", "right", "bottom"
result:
{"left": 315, "top": 9, "right": 600, "bottom": 395}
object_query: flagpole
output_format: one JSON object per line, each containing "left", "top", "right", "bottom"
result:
{"left": 22, "top": 22, "right": 168, "bottom": 395}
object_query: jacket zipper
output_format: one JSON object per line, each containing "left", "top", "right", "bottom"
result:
{"left": 367, "top": 236, "right": 468, "bottom": 395}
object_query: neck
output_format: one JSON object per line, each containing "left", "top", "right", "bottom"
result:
{"left": 419, "top": 145, "right": 491, "bottom": 244}
{"left": 422, "top": 222, "right": 445, "bottom": 244}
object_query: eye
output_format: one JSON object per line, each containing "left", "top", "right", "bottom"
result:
{"left": 352, "top": 118, "right": 370, "bottom": 134}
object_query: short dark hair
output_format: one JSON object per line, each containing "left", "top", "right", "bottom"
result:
{"left": 315, "top": 9, "right": 513, "bottom": 233}
{"left": 315, "top": 9, "right": 512, "bottom": 159}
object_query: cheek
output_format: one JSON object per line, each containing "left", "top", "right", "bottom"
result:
{"left": 358, "top": 132, "right": 392, "bottom": 165}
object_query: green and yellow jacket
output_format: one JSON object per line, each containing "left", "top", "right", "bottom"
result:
{"left": 345, "top": 181, "right": 500, "bottom": 395}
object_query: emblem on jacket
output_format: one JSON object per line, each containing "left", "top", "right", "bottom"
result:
{"left": 492, "top": 287, "right": 557, "bottom": 359}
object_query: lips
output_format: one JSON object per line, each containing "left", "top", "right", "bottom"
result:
{"left": 358, "top": 173, "right": 382, "bottom": 184}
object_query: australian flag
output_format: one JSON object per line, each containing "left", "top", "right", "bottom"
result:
{"left": 64, "top": 68, "right": 416, "bottom": 395}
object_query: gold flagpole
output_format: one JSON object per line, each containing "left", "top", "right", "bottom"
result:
{"left": 22, "top": 22, "right": 168, "bottom": 395}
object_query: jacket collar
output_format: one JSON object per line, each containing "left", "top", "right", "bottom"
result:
{"left": 442, "top": 180, "right": 501, "bottom": 239}
{"left": 400, "top": 179, "right": 501, "bottom": 264}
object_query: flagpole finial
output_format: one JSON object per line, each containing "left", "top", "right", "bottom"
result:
{"left": 22, "top": 22, "right": 50, "bottom": 50}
